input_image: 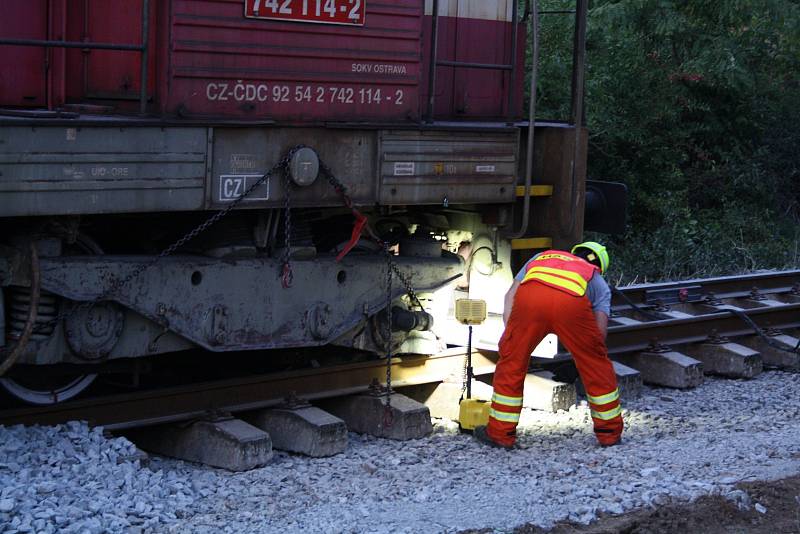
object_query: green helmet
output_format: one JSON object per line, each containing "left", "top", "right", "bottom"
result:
{"left": 571, "top": 241, "right": 609, "bottom": 274}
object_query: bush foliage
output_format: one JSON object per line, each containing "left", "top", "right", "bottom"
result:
{"left": 536, "top": 0, "right": 800, "bottom": 283}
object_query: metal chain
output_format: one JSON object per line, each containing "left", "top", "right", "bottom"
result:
{"left": 319, "top": 160, "right": 355, "bottom": 210}
{"left": 319, "top": 160, "right": 425, "bottom": 312}
{"left": 2, "top": 146, "right": 304, "bottom": 349}
{"left": 460, "top": 329, "right": 470, "bottom": 402}
{"left": 320, "top": 159, "right": 433, "bottom": 428}
{"left": 383, "top": 243, "right": 394, "bottom": 427}
{"left": 281, "top": 160, "right": 294, "bottom": 288}
{"left": 388, "top": 262, "right": 425, "bottom": 311}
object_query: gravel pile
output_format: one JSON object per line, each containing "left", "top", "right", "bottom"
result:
{"left": 2, "top": 371, "right": 800, "bottom": 533}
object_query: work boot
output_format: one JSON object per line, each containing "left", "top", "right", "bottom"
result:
{"left": 473, "top": 425, "right": 513, "bottom": 450}
{"left": 595, "top": 422, "right": 623, "bottom": 447}
{"left": 599, "top": 436, "right": 622, "bottom": 447}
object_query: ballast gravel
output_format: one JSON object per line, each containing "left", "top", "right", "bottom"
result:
{"left": 2, "top": 371, "right": 800, "bottom": 533}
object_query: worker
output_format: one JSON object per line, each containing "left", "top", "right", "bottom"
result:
{"left": 474, "top": 241, "right": 623, "bottom": 449}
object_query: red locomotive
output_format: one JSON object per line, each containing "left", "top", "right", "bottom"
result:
{"left": 0, "top": 0, "right": 609, "bottom": 404}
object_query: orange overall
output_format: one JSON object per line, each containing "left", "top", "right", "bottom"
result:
{"left": 488, "top": 251, "right": 623, "bottom": 447}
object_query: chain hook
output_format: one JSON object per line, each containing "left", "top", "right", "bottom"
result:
{"left": 281, "top": 263, "right": 294, "bottom": 289}
{"left": 383, "top": 404, "right": 395, "bottom": 428}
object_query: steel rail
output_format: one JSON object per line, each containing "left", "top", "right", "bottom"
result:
{"left": 0, "top": 349, "right": 496, "bottom": 430}
{"left": 611, "top": 270, "right": 800, "bottom": 306}
{"left": 606, "top": 302, "right": 800, "bottom": 355}
{"left": 4, "top": 271, "right": 798, "bottom": 428}
{"left": 534, "top": 270, "right": 800, "bottom": 365}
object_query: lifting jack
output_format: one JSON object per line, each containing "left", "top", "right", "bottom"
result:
{"left": 455, "top": 299, "right": 490, "bottom": 432}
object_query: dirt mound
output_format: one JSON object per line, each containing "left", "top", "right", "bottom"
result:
{"left": 513, "top": 475, "right": 800, "bottom": 534}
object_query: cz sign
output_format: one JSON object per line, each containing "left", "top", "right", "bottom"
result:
{"left": 218, "top": 175, "right": 269, "bottom": 202}
{"left": 245, "top": 0, "right": 365, "bottom": 26}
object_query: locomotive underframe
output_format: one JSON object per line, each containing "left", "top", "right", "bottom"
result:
{"left": 0, "top": 120, "right": 551, "bottom": 368}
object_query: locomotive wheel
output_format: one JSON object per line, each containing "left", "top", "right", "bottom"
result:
{"left": 1, "top": 230, "right": 103, "bottom": 405}
{"left": 0, "top": 373, "right": 97, "bottom": 405}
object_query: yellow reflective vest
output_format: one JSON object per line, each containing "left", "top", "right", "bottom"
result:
{"left": 520, "top": 250, "right": 598, "bottom": 297}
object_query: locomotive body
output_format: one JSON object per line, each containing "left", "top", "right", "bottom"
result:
{"left": 0, "top": 0, "right": 590, "bottom": 403}
{"left": 1, "top": 0, "right": 523, "bottom": 121}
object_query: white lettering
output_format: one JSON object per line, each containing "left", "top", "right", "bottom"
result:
{"left": 205, "top": 80, "right": 409, "bottom": 108}
{"left": 351, "top": 63, "right": 372, "bottom": 73}
{"left": 349, "top": 63, "right": 407, "bottom": 75}
{"left": 223, "top": 178, "right": 237, "bottom": 199}
{"left": 219, "top": 174, "right": 270, "bottom": 202}
{"left": 374, "top": 64, "right": 407, "bottom": 75}
{"left": 233, "top": 81, "right": 246, "bottom": 101}
{"left": 90, "top": 166, "right": 130, "bottom": 177}
{"left": 217, "top": 83, "right": 229, "bottom": 101}
{"left": 206, "top": 83, "right": 219, "bottom": 101}
{"left": 348, "top": 0, "right": 361, "bottom": 21}
{"left": 394, "top": 162, "right": 415, "bottom": 176}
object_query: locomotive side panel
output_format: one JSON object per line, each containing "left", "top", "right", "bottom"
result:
{"left": 0, "top": 126, "right": 207, "bottom": 217}
{"left": 166, "top": 0, "right": 423, "bottom": 121}
{"left": 379, "top": 130, "right": 518, "bottom": 205}
{"left": 1, "top": 0, "right": 526, "bottom": 122}
{"left": 208, "top": 128, "right": 378, "bottom": 209}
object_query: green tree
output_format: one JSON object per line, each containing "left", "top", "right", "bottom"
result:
{"left": 537, "top": 0, "right": 800, "bottom": 282}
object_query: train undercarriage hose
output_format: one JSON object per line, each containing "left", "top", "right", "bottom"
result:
{"left": 0, "top": 243, "right": 40, "bottom": 377}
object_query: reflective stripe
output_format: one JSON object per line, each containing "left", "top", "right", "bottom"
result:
{"left": 489, "top": 408, "right": 521, "bottom": 423}
{"left": 492, "top": 392, "right": 523, "bottom": 407}
{"left": 529, "top": 265, "right": 588, "bottom": 289}
{"left": 587, "top": 388, "right": 619, "bottom": 406}
{"left": 522, "top": 271, "right": 586, "bottom": 296}
{"left": 590, "top": 405, "right": 622, "bottom": 420}
{"left": 535, "top": 253, "right": 576, "bottom": 262}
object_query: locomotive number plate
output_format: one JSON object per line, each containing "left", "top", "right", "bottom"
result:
{"left": 245, "top": 0, "right": 365, "bottom": 26}
{"left": 218, "top": 174, "right": 269, "bottom": 202}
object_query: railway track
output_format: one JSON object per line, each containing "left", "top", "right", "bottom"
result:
{"left": 602, "top": 270, "right": 800, "bottom": 381}
{"left": 606, "top": 270, "right": 800, "bottom": 355}
{"left": 1, "top": 270, "right": 799, "bottom": 431}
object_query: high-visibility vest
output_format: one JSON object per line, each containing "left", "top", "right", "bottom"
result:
{"left": 520, "top": 250, "right": 598, "bottom": 297}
